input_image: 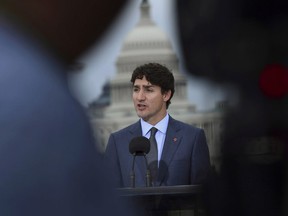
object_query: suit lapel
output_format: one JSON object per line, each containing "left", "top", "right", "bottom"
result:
{"left": 157, "top": 117, "right": 182, "bottom": 186}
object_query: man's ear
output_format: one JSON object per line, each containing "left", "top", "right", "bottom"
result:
{"left": 163, "top": 90, "right": 172, "bottom": 102}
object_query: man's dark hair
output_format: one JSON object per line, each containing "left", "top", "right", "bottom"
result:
{"left": 131, "top": 63, "right": 175, "bottom": 109}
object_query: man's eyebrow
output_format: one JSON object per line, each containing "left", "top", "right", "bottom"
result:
{"left": 133, "top": 84, "right": 155, "bottom": 88}
{"left": 143, "top": 85, "right": 155, "bottom": 89}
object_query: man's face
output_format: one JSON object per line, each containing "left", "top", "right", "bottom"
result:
{"left": 132, "top": 76, "right": 171, "bottom": 125}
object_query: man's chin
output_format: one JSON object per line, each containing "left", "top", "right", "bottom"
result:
{"left": 137, "top": 113, "right": 148, "bottom": 121}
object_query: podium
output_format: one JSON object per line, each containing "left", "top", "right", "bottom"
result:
{"left": 117, "top": 185, "right": 203, "bottom": 216}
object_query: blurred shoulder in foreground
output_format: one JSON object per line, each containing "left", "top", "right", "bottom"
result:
{"left": 0, "top": 0, "right": 137, "bottom": 215}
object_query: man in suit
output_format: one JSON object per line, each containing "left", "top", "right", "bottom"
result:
{"left": 106, "top": 63, "right": 211, "bottom": 188}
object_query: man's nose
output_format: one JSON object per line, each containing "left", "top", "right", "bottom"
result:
{"left": 137, "top": 90, "right": 145, "bottom": 100}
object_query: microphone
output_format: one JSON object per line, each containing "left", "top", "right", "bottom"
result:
{"left": 129, "top": 136, "right": 151, "bottom": 187}
{"left": 129, "top": 136, "right": 150, "bottom": 156}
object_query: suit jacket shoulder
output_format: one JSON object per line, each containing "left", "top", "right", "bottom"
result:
{"left": 111, "top": 120, "right": 141, "bottom": 138}
{"left": 168, "top": 116, "right": 203, "bottom": 134}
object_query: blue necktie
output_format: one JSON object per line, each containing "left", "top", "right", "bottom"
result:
{"left": 147, "top": 127, "right": 158, "bottom": 185}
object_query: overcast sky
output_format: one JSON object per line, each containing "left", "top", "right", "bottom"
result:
{"left": 68, "top": 0, "right": 236, "bottom": 111}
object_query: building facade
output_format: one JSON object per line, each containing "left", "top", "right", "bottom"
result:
{"left": 88, "top": 1, "right": 225, "bottom": 169}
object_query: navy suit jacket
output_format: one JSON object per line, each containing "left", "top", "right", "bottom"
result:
{"left": 105, "top": 116, "right": 211, "bottom": 188}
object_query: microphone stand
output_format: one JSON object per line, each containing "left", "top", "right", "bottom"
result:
{"left": 130, "top": 153, "right": 136, "bottom": 188}
{"left": 144, "top": 154, "right": 151, "bottom": 187}
{"left": 130, "top": 152, "right": 151, "bottom": 188}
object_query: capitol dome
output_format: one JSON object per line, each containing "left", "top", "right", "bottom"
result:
{"left": 120, "top": 3, "right": 173, "bottom": 55}
{"left": 116, "top": 0, "right": 177, "bottom": 74}
{"left": 124, "top": 24, "right": 170, "bottom": 44}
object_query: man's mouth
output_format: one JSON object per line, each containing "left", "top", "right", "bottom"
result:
{"left": 137, "top": 104, "right": 147, "bottom": 110}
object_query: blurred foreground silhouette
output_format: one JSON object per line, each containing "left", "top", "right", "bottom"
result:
{"left": 176, "top": 0, "right": 288, "bottom": 215}
{"left": 0, "top": 0, "right": 139, "bottom": 215}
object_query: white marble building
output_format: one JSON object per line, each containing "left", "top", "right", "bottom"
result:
{"left": 88, "top": 0, "right": 225, "bottom": 169}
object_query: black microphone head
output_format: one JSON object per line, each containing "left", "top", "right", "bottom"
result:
{"left": 129, "top": 136, "right": 150, "bottom": 156}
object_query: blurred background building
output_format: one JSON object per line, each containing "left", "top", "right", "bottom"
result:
{"left": 87, "top": 1, "right": 226, "bottom": 170}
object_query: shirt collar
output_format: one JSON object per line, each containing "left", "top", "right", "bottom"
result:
{"left": 141, "top": 113, "right": 169, "bottom": 136}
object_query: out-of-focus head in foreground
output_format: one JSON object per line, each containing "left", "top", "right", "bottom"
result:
{"left": 175, "top": 0, "right": 287, "bottom": 216}
{"left": 1, "top": 0, "right": 128, "bottom": 63}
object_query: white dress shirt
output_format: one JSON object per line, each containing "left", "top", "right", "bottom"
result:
{"left": 140, "top": 113, "right": 169, "bottom": 162}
